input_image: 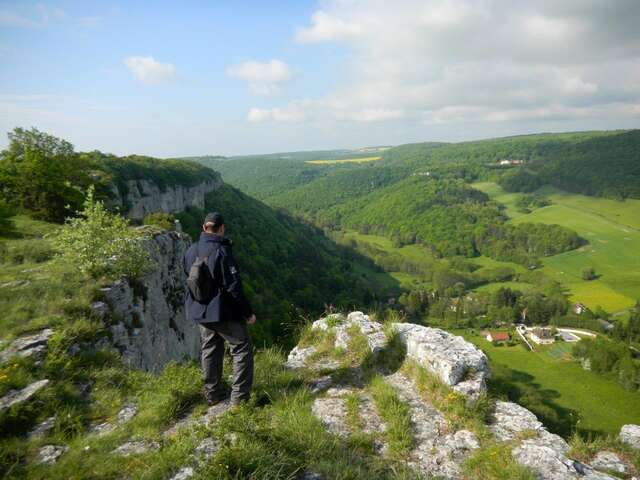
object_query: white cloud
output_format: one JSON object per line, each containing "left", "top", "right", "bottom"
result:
{"left": 254, "top": 0, "right": 640, "bottom": 134}
{"left": 296, "top": 11, "right": 362, "bottom": 43}
{"left": 247, "top": 104, "right": 305, "bottom": 123}
{"left": 124, "top": 56, "right": 176, "bottom": 85}
{"left": 226, "top": 59, "right": 291, "bottom": 96}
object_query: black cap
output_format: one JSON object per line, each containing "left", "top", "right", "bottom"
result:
{"left": 204, "top": 212, "right": 224, "bottom": 226}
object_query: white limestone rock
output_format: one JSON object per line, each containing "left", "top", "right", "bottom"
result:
{"left": 28, "top": 416, "right": 56, "bottom": 439}
{"left": 0, "top": 379, "right": 49, "bottom": 412}
{"left": 391, "top": 323, "right": 489, "bottom": 398}
{"left": 512, "top": 440, "right": 616, "bottom": 480}
{"left": 285, "top": 346, "right": 317, "bottom": 369}
{"left": 312, "top": 388, "right": 351, "bottom": 437}
{"left": 101, "top": 231, "right": 200, "bottom": 372}
{"left": 112, "top": 440, "right": 160, "bottom": 457}
{"left": 384, "top": 371, "right": 478, "bottom": 479}
{"left": 490, "top": 401, "right": 544, "bottom": 441}
{"left": 620, "top": 424, "right": 640, "bottom": 449}
{"left": 109, "top": 177, "right": 223, "bottom": 221}
{"left": 37, "top": 445, "right": 68, "bottom": 464}
{"left": 117, "top": 403, "right": 138, "bottom": 423}
{"left": 590, "top": 451, "right": 627, "bottom": 474}
{"left": 169, "top": 467, "right": 195, "bottom": 480}
{"left": 0, "top": 329, "right": 54, "bottom": 364}
{"left": 308, "top": 376, "right": 333, "bottom": 394}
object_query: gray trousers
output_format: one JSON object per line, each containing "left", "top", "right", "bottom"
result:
{"left": 199, "top": 321, "right": 254, "bottom": 402}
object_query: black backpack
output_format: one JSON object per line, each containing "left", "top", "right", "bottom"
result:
{"left": 187, "top": 245, "right": 220, "bottom": 303}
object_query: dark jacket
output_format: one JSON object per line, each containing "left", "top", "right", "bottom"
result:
{"left": 183, "top": 232, "right": 253, "bottom": 324}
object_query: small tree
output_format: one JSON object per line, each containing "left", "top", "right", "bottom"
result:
{"left": 54, "top": 187, "right": 153, "bottom": 279}
{"left": 143, "top": 211, "right": 175, "bottom": 231}
{"left": 582, "top": 267, "right": 596, "bottom": 281}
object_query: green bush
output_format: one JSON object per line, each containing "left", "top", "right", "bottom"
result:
{"left": 143, "top": 211, "right": 175, "bottom": 230}
{"left": 53, "top": 187, "right": 153, "bottom": 280}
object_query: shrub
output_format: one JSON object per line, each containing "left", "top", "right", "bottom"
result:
{"left": 143, "top": 211, "right": 175, "bottom": 230}
{"left": 582, "top": 267, "right": 596, "bottom": 281}
{"left": 54, "top": 186, "right": 153, "bottom": 280}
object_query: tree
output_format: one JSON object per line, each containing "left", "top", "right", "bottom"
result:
{"left": 54, "top": 187, "right": 153, "bottom": 279}
{"left": 0, "top": 127, "right": 91, "bottom": 222}
{"left": 582, "top": 267, "right": 596, "bottom": 281}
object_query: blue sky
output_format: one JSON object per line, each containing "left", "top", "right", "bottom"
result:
{"left": 1, "top": 1, "right": 639, "bottom": 156}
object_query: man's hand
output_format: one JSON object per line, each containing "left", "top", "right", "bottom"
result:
{"left": 246, "top": 314, "right": 256, "bottom": 325}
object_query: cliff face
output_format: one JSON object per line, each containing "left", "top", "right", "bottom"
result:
{"left": 110, "top": 176, "right": 223, "bottom": 221}
{"left": 96, "top": 231, "right": 199, "bottom": 372}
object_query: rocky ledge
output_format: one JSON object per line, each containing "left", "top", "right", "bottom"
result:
{"left": 109, "top": 177, "right": 222, "bottom": 221}
{"left": 286, "top": 311, "right": 639, "bottom": 480}
{"left": 96, "top": 231, "right": 199, "bottom": 372}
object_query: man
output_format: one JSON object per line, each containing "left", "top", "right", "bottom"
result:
{"left": 183, "top": 212, "right": 256, "bottom": 406}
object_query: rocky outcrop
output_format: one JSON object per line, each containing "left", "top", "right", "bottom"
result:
{"left": 0, "top": 379, "right": 49, "bottom": 412}
{"left": 0, "top": 329, "right": 54, "bottom": 364}
{"left": 37, "top": 445, "right": 68, "bottom": 464}
{"left": 112, "top": 439, "right": 160, "bottom": 457}
{"left": 110, "top": 177, "right": 223, "bottom": 221}
{"left": 99, "top": 231, "right": 199, "bottom": 372}
{"left": 391, "top": 323, "right": 489, "bottom": 398}
{"left": 590, "top": 451, "right": 627, "bottom": 474}
{"left": 620, "top": 424, "right": 640, "bottom": 449}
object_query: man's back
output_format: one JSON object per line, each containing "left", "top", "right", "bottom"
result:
{"left": 183, "top": 232, "right": 253, "bottom": 324}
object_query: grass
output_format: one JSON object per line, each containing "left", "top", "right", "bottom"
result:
{"left": 368, "top": 376, "right": 414, "bottom": 458}
{"left": 402, "top": 360, "right": 492, "bottom": 438}
{"left": 463, "top": 442, "right": 536, "bottom": 480}
{"left": 453, "top": 329, "right": 640, "bottom": 437}
{"left": 305, "top": 156, "right": 382, "bottom": 165}
{"left": 473, "top": 182, "right": 640, "bottom": 312}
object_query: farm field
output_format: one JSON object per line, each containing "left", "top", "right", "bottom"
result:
{"left": 473, "top": 182, "right": 640, "bottom": 312}
{"left": 452, "top": 329, "right": 640, "bottom": 436}
{"left": 305, "top": 156, "right": 382, "bottom": 165}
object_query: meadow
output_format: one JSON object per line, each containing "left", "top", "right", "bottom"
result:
{"left": 473, "top": 182, "right": 640, "bottom": 313}
{"left": 453, "top": 329, "right": 640, "bottom": 436}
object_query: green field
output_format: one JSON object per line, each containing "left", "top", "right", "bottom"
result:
{"left": 474, "top": 182, "right": 640, "bottom": 312}
{"left": 453, "top": 329, "right": 640, "bottom": 436}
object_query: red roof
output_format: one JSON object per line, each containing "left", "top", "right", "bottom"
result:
{"left": 489, "top": 332, "right": 510, "bottom": 341}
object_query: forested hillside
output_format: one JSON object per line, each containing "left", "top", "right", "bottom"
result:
{"left": 0, "top": 128, "right": 217, "bottom": 222}
{"left": 177, "top": 185, "right": 395, "bottom": 346}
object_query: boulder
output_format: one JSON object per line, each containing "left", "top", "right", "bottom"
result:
{"left": 620, "top": 424, "right": 640, "bottom": 449}
{"left": 37, "top": 445, "right": 68, "bottom": 464}
{"left": 28, "top": 416, "right": 56, "bottom": 439}
{"left": 391, "top": 323, "right": 490, "bottom": 398}
{"left": 0, "top": 379, "right": 49, "bottom": 412}
{"left": 590, "top": 451, "right": 627, "bottom": 474}
{"left": 0, "top": 329, "right": 54, "bottom": 364}
{"left": 285, "top": 346, "right": 318, "bottom": 369}
{"left": 512, "top": 440, "right": 616, "bottom": 480}
{"left": 117, "top": 403, "right": 138, "bottom": 423}
{"left": 112, "top": 440, "right": 160, "bottom": 457}
{"left": 311, "top": 311, "right": 387, "bottom": 355}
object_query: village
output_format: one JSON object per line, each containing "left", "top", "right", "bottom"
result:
{"left": 481, "top": 303, "right": 604, "bottom": 351}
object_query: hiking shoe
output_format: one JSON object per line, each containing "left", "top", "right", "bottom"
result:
{"left": 204, "top": 389, "right": 230, "bottom": 406}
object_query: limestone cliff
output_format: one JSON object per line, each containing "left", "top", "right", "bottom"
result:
{"left": 95, "top": 230, "right": 199, "bottom": 372}
{"left": 109, "top": 176, "right": 223, "bottom": 221}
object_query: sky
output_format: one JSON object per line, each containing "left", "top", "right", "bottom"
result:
{"left": 0, "top": 0, "right": 639, "bottom": 157}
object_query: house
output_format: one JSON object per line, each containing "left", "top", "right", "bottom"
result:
{"left": 486, "top": 331, "right": 511, "bottom": 343}
{"left": 574, "top": 303, "right": 587, "bottom": 315}
{"left": 529, "top": 327, "right": 555, "bottom": 345}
